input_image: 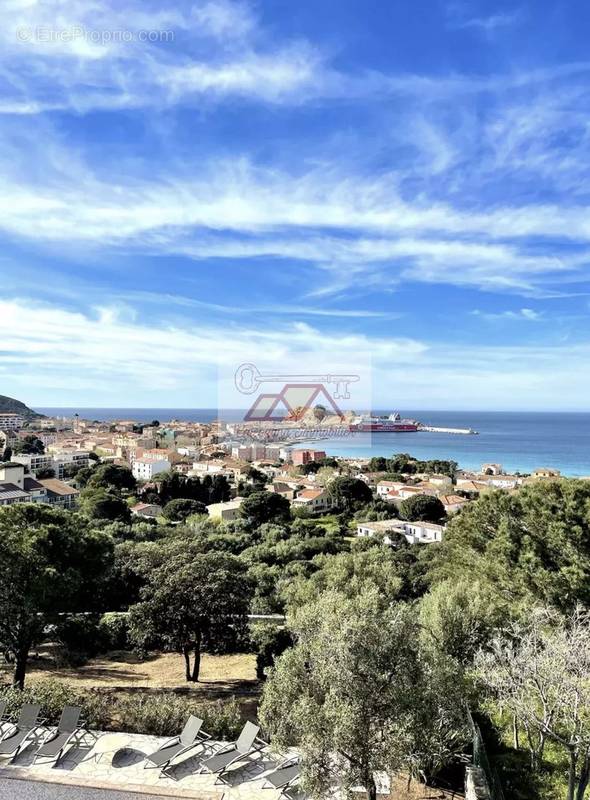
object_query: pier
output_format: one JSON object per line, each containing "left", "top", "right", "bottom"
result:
{"left": 418, "top": 425, "right": 478, "bottom": 435}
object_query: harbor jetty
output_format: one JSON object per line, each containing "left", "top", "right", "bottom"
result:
{"left": 418, "top": 424, "right": 478, "bottom": 435}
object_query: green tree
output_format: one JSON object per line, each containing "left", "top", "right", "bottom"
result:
{"left": 399, "top": 494, "right": 445, "bottom": 523}
{"left": 431, "top": 480, "right": 590, "bottom": 611}
{"left": 260, "top": 590, "right": 468, "bottom": 800}
{"left": 13, "top": 435, "right": 45, "bottom": 455}
{"left": 419, "top": 578, "right": 507, "bottom": 666}
{"left": 0, "top": 504, "right": 113, "bottom": 688}
{"left": 282, "top": 548, "right": 404, "bottom": 610}
{"left": 368, "top": 456, "right": 388, "bottom": 472}
{"left": 129, "top": 552, "right": 252, "bottom": 682}
{"left": 240, "top": 491, "right": 291, "bottom": 527}
{"left": 327, "top": 476, "right": 373, "bottom": 511}
{"left": 87, "top": 463, "right": 136, "bottom": 492}
{"left": 79, "top": 488, "right": 131, "bottom": 522}
{"left": 476, "top": 606, "right": 590, "bottom": 800}
{"left": 163, "top": 498, "right": 207, "bottom": 521}
{"left": 35, "top": 466, "right": 55, "bottom": 479}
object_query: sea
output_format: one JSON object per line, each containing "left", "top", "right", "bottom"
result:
{"left": 37, "top": 408, "right": 590, "bottom": 477}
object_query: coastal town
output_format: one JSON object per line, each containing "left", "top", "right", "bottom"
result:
{"left": 0, "top": 407, "right": 562, "bottom": 534}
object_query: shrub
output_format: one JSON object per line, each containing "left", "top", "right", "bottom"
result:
{"left": 0, "top": 680, "right": 94, "bottom": 725}
{"left": 98, "top": 612, "right": 131, "bottom": 651}
{"left": 54, "top": 614, "right": 106, "bottom": 666}
{"left": 114, "top": 694, "right": 243, "bottom": 739}
{"left": 0, "top": 681, "right": 244, "bottom": 739}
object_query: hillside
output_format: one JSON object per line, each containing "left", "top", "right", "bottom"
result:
{"left": 0, "top": 394, "right": 43, "bottom": 419}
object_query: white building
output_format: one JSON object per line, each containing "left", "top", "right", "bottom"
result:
{"left": 132, "top": 459, "right": 170, "bottom": 481}
{"left": 0, "top": 413, "right": 25, "bottom": 430}
{"left": 291, "top": 488, "right": 334, "bottom": 513}
{"left": 0, "top": 463, "right": 78, "bottom": 508}
{"left": 357, "top": 518, "right": 445, "bottom": 545}
{"left": 207, "top": 498, "right": 244, "bottom": 521}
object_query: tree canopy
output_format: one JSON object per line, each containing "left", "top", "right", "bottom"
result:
{"left": 240, "top": 491, "right": 291, "bottom": 527}
{"left": 162, "top": 498, "right": 207, "bottom": 521}
{"left": 431, "top": 479, "right": 590, "bottom": 611}
{"left": 327, "top": 476, "right": 373, "bottom": 511}
{"left": 399, "top": 494, "right": 446, "bottom": 523}
{"left": 129, "top": 551, "right": 252, "bottom": 681}
{"left": 0, "top": 504, "right": 113, "bottom": 687}
{"left": 260, "top": 590, "right": 468, "bottom": 800}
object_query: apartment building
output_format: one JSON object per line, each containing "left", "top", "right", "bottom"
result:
{"left": 0, "top": 413, "right": 25, "bottom": 430}
{"left": 132, "top": 459, "right": 170, "bottom": 481}
{"left": 291, "top": 449, "right": 327, "bottom": 466}
{"left": 0, "top": 463, "right": 78, "bottom": 508}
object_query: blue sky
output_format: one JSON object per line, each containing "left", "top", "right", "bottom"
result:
{"left": 2, "top": 0, "right": 590, "bottom": 410}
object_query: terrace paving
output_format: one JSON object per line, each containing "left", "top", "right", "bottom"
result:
{"left": 0, "top": 725, "right": 299, "bottom": 800}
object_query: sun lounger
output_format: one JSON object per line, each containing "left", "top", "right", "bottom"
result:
{"left": 35, "top": 706, "right": 82, "bottom": 765}
{"left": 145, "top": 715, "right": 209, "bottom": 772}
{"left": 199, "top": 721, "right": 265, "bottom": 780}
{"left": 0, "top": 704, "right": 42, "bottom": 761}
{"left": 263, "top": 759, "right": 301, "bottom": 796}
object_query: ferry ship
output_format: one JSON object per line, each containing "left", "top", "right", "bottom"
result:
{"left": 349, "top": 412, "right": 420, "bottom": 433}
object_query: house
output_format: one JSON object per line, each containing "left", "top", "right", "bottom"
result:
{"left": 291, "top": 488, "right": 333, "bottom": 513}
{"left": 132, "top": 459, "right": 170, "bottom": 481}
{"left": 13, "top": 450, "right": 90, "bottom": 479}
{"left": 376, "top": 480, "right": 406, "bottom": 497}
{"left": 0, "top": 429, "right": 17, "bottom": 456}
{"left": 428, "top": 474, "right": 454, "bottom": 487}
{"left": 23, "top": 476, "right": 48, "bottom": 502}
{"left": 38, "top": 479, "right": 79, "bottom": 509}
{"left": 481, "top": 463, "right": 503, "bottom": 475}
{"left": 455, "top": 479, "right": 491, "bottom": 493}
{"left": 190, "top": 460, "right": 225, "bottom": 475}
{"left": 0, "top": 462, "right": 26, "bottom": 489}
{"left": 131, "top": 503, "right": 162, "bottom": 519}
{"left": 13, "top": 453, "right": 53, "bottom": 475}
{"left": 207, "top": 498, "right": 244, "bottom": 521}
{"left": 356, "top": 519, "right": 445, "bottom": 545}
{"left": 531, "top": 468, "right": 561, "bottom": 479}
{"left": 439, "top": 494, "right": 470, "bottom": 514}
{"left": 481, "top": 474, "right": 521, "bottom": 490}
{"left": 395, "top": 485, "right": 438, "bottom": 500}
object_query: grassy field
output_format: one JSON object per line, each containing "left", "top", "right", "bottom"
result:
{"left": 2, "top": 649, "right": 257, "bottom": 692}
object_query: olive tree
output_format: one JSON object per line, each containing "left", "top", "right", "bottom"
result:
{"left": 476, "top": 605, "right": 590, "bottom": 800}
{"left": 260, "top": 590, "right": 468, "bottom": 800}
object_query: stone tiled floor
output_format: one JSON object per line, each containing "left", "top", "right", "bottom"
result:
{"left": 0, "top": 721, "right": 303, "bottom": 800}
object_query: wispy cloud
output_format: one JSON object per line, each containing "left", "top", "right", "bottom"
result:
{"left": 3, "top": 298, "right": 590, "bottom": 410}
{"left": 471, "top": 308, "right": 542, "bottom": 322}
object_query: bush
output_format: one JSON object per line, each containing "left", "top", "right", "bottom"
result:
{"left": 0, "top": 681, "right": 244, "bottom": 739}
{"left": 98, "top": 612, "right": 131, "bottom": 651}
{"left": 114, "top": 694, "right": 243, "bottom": 738}
{"left": 0, "top": 680, "right": 103, "bottom": 726}
{"left": 54, "top": 614, "right": 106, "bottom": 666}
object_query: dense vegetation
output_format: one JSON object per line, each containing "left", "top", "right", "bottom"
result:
{"left": 1, "top": 454, "right": 590, "bottom": 799}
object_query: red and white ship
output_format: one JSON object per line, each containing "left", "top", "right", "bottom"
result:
{"left": 349, "top": 412, "right": 420, "bottom": 433}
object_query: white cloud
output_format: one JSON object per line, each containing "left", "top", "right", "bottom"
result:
{"left": 2, "top": 298, "right": 590, "bottom": 410}
{"left": 471, "top": 308, "right": 542, "bottom": 322}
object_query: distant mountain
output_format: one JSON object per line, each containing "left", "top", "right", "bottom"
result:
{"left": 0, "top": 395, "right": 44, "bottom": 419}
